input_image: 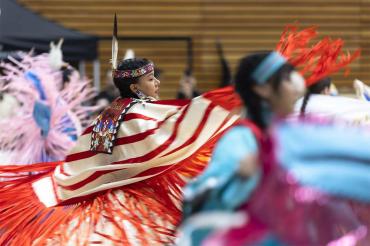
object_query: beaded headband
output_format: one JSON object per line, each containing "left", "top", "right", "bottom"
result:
{"left": 112, "top": 63, "right": 154, "bottom": 79}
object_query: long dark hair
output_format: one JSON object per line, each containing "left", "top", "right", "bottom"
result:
{"left": 300, "top": 77, "right": 331, "bottom": 116}
{"left": 113, "top": 58, "right": 152, "bottom": 99}
{"left": 234, "top": 52, "right": 295, "bottom": 129}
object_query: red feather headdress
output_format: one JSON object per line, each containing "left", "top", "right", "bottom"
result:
{"left": 276, "top": 24, "right": 361, "bottom": 87}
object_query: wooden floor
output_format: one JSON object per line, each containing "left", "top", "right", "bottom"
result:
{"left": 19, "top": 0, "right": 370, "bottom": 98}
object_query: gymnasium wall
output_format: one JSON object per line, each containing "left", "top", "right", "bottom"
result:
{"left": 19, "top": 0, "right": 368, "bottom": 98}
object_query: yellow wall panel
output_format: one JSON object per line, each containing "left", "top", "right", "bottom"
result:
{"left": 19, "top": 0, "right": 368, "bottom": 98}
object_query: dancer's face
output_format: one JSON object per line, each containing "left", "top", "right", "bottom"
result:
{"left": 254, "top": 71, "right": 305, "bottom": 117}
{"left": 272, "top": 71, "right": 305, "bottom": 116}
{"left": 321, "top": 86, "right": 331, "bottom": 95}
{"left": 131, "top": 71, "right": 161, "bottom": 99}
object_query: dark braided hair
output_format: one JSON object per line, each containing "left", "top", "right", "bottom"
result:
{"left": 234, "top": 52, "right": 295, "bottom": 129}
{"left": 113, "top": 58, "right": 152, "bottom": 99}
{"left": 300, "top": 77, "right": 331, "bottom": 116}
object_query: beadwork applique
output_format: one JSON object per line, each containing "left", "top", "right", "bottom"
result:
{"left": 90, "top": 98, "right": 137, "bottom": 154}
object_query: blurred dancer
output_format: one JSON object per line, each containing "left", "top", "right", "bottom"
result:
{"left": 0, "top": 40, "right": 99, "bottom": 164}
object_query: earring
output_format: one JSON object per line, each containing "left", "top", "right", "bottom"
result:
{"left": 135, "top": 89, "right": 146, "bottom": 99}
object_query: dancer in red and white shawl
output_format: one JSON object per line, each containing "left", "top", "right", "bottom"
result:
{"left": 0, "top": 16, "right": 240, "bottom": 245}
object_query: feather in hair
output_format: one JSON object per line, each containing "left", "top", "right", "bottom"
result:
{"left": 111, "top": 14, "right": 118, "bottom": 70}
